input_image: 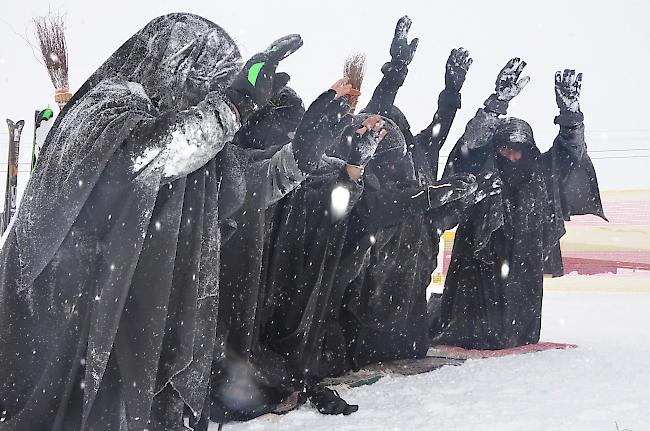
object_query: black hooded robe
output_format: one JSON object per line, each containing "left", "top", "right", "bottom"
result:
{"left": 210, "top": 142, "right": 310, "bottom": 422}
{"left": 203, "top": 87, "right": 319, "bottom": 422}
{"left": 0, "top": 14, "right": 245, "bottom": 430}
{"left": 335, "top": 69, "right": 465, "bottom": 369}
{"left": 261, "top": 167, "right": 364, "bottom": 382}
{"left": 431, "top": 110, "right": 606, "bottom": 349}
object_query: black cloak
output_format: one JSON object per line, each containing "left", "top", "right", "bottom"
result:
{"left": 0, "top": 13, "right": 245, "bottom": 430}
{"left": 431, "top": 110, "right": 606, "bottom": 349}
{"left": 246, "top": 113, "right": 396, "bottom": 384}
{"left": 209, "top": 91, "right": 363, "bottom": 420}
{"left": 261, "top": 169, "right": 364, "bottom": 381}
{"left": 332, "top": 74, "right": 465, "bottom": 370}
{"left": 208, "top": 89, "right": 309, "bottom": 422}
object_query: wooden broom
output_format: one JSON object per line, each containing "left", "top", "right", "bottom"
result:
{"left": 34, "top": 12, "right": 70, "bottom": 109}
{"left": 343, "top": 53, "right": 366, "bottom": 114}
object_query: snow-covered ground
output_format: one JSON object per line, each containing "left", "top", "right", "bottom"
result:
{"left": 215, "top": 279, "right": 650, "bottom": 431}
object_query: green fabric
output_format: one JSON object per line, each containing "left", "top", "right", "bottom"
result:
{"left": 247, "top": 62, "right": 265, "bottom": 86}
{"left": 41, "top": 108, "right": 54, "bottom": 120}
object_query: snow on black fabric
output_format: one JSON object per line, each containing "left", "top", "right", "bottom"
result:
{"left": 333, "top": 68, "right": 465, "bottom": 370}
{"left": 0, "top": 13, "right": 244, "bottom": 431}
{"left": 431, "top": 109, "right": 606, "bottom": 349}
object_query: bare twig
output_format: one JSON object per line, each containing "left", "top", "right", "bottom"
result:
{"left": 344, "top": 53, "right": 366, "bottom": 114}
{"left": 33, "top": 11, "right": 69, "bottom": 90}
{"left": 0, "top": 17, "right": 45, "bottom": 67}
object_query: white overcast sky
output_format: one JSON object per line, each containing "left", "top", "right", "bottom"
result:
{"left": 1, "top": 0, "right": 649, "bottom": 201}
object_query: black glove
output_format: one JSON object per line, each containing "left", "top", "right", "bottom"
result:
{"left": 346, "top": 120, "right": 385, "bottom": 167}
{"left": 484, "top": 58, "right": 530, "bottom": 115}
{"left": 390, "top": 16, "right": 419, "bottom": 66}
{"left": 292, "top": 90, "right": 353, "bottom": 173}
{"left": 427, "top": 173, "right": 478, "bottom": 208}
{"left": 554, "top": 69, "right": 584, "bottom": 127}
{"left": 445, "top": 47, "right": 472, "bottom": 94}
{"left": 227, "top": 34, "right": 303, "bottom": 123}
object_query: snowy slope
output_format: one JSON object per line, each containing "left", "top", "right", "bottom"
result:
{"left": 214, "top": 288, "right": 650, "bottom": 431}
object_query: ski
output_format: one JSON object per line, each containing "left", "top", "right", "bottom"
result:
{"left": 3, "top": 119, "right": 25, "bottom": 233}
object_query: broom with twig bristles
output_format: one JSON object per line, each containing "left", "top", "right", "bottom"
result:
{"left": 34, "top": 12, "right": 70, "bottom": 109}
{"left": 343, "top": 53, "right": 366, "bottom": 114}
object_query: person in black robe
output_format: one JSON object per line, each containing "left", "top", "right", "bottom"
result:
{"left": 328, "top": 16, "right": 481, "bottom": 371}
{"left": 258, "top": 112, "right": 392, "bottom": 416}
{"left": 430, "top": 61, "right": 606, "bottom": 350}
{"left": 0, "top": 13, "right": 304, "bottom": 430}
{"left": 208, "top": 79, "right": 364, "bottom": 422}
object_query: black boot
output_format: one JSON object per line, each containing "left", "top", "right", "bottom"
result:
{"left": 306, "top": 384, "right": 358, "bottom": 415}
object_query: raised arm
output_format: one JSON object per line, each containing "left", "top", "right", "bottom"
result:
{"left": 444, "top": 58, "right": 530, "bottom": 176}
{"left": 544, "top": 69, "right": 606, "bottom": 220}
{"left": 552, "top": 69, "right": 586, "bottom": 160}
{"left": 261, "top": 81, "right": 380, "bottom": 207}
{"left": 304, "top": 115, "right": 390, "bottom": 224}
{"left": 363, "top": 16, "right": 419, "bottom": 116}
{"left": 414, "top": 48, "right": 472, "bottom": 177}
{"left": 131, "top": 34, "right": 304, "bottom": 184}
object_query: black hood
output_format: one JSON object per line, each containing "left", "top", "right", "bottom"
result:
{"left": 331, "top": 113, "right": 406, "bottom": 158}
{"left": 329, "top": 113, "right": 414, "bottom": 187}
{"left": 75, "top": 13, "right": 242, "bottom": 112}
{"left": 385, "top": 105, "right": 414, "bottom": 144}
{"left": 493, "top": 117, "right": 540, "bottom": 188}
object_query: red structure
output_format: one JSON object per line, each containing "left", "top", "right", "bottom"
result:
{"left": 439, "top": 190, "right": 650, "bottom": 277}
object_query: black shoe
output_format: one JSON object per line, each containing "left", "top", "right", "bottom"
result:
{"left": 306, "top": 384, "right": 359, "bottom": 415}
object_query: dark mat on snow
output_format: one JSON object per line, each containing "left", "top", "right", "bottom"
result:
{"left": 322, "top": 356, "right": 464, "bottom": 388}
{"left": 427, "top": 341, "right": 578, "bottom": 360}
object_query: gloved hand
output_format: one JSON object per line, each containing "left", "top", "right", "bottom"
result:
{"left": 484, "top": 58, "right": 530, "bottom": 115}
{"left": 292, "top": 89, "right": 354, "bottom": 173}
{"left": 555, "top": 69, "right": 582, "bottom": 113}
{"left": 445, "top": 47, "right": 473, "bottom": 93}
{"left": 227, "top": 34, "right": 303, "bottom": 123}
{"left": 389, "top": 16, "right": 419, "bottom": 66}
{"left": 346, "top": 115, "right": 388, "bottom": 167}
{"left": 554, "top": 69, "right": 584, "bottom": 127}
{"left": 427, "top": 173, "right": 478, "bottom": 208}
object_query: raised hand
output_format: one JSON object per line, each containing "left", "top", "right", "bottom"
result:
{"left": 555, "top": 69, "right": 582, "bottom": 113}
{"left": 445, "top": 47, "right": 473, "bottom": 93}
{"left": 389, "top": 16, "right": 419, "bottom": 66}
{"left": 346, "top": 115, "right": 388, "bottom": 168}
{"left": 494, "top": 57, "right": 530, "bottom": 102}
{"left": 330, "top": 77, "right": 361, "bottom": 101}
{"left": 228, "top": 34, "right": 303, "bottom": 122}
{"left": 484, "top": 58, "right": 530, "bottom": 115}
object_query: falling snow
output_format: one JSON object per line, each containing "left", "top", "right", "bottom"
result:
{"left": 330, "top": 185, "right": 351, "bottom": 219}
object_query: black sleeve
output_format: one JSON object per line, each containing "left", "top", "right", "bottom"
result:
{"left": 413, "top": 89, "right": 462, "bottom": 179}
{"left": 362, "top": 62, "right": 408, "bottom": 117}
{"left": 127, "top": 91, "right": 239, "bottom": 184}
{"left": 356, "top": 183, "right": 434, "bottom": 230}
{"left": 542, "top": 118, "right": 607, "bottom": 221}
